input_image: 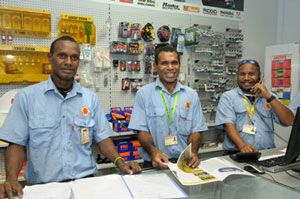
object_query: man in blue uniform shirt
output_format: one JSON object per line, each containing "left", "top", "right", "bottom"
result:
{"left": 288, "top": 90, "right": 300, "bottom": 115}
{"left": 129, "top": 45, "right": 208, "bottom": 169}
{"left": 215, "top": 59, "right": 294, "bottom": 154}
{"left": 0, "top": 36, "right": 141, "bottom": 199}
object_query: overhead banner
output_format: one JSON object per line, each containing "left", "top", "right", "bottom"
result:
{"left": 92, "top": 0, "right": 244, "bottom": 21}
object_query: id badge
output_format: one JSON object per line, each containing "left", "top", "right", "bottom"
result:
{"left": 242, "top": 125, "right": 256, "bottom": 135}
{"left": 164, "top": 136, "right": 178, "bottom": 146}
{"left": 81, "top": 127, "right": 90, "bottom": 144}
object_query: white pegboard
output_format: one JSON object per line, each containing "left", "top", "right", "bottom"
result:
{"left": 0, "top": 0, "right": 111, "bottom": 111}
{"left": 0, "top": 0, "right": 239, "bottom": 114}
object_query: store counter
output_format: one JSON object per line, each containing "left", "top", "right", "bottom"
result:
{"left": 4, "top": 147, "right": 300, "bottom": 199}
{"left": 143, "top": 147, "right": 300, "bottom": 199}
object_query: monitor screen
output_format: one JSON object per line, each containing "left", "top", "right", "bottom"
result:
{"left": 285, "top": 107, "right": 300, "bottom": 164}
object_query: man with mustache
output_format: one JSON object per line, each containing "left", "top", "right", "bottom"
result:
{"left": 215, "top": 60, "right": 294, "bottom": 154}
{"left": 129, "top": 45, "right": 207, "bottom": 169}
{"left": 0, "top": 36, "right": 141, "bottom": 199}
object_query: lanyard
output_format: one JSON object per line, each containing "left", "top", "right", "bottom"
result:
{"left": 158, "top": 87, "right": 178, "bottom": 130}
{"left": 241, "top": 94, "right": 257, "bottom": 123}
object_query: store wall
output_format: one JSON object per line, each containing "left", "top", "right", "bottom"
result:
{"left": 241, "top": 0, "right": 300, "bottom": 147}
{"left": 239, "top": 0, "right": 278, "bottom": 70}
{"left": 276, "top": 0, "right": 300, "bottom": 44}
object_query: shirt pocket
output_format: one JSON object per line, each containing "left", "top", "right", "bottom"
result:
{"left": 233, "top": 103, "right": 248, "bottom": 131}
{"left": 73, "top": 116, "right": 95, "bottom": 143}
{"left": 257, "top": 108, "right": 273, "bottom": 131}
{"left": 146, "top": 108, "right": 166, "bottom": 131}
{"left": 29, "top": 118, "right": 57, "bottom": 148}
{"left": 177, "top": 108, "right": 193, "bottom": 136}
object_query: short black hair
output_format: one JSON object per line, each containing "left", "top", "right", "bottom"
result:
{"left": 50, "top": 36, "right": 78, "bottom": 54}
{"left": 154, "top": 45, "right": 180, "bottom": 65}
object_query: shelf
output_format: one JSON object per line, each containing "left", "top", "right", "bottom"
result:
{"left": 0, "top": 142, "right": 8, "bottom": 148}
{"left": 0, "top": 176, "right": 25, "bottom": 183}
{"left": 96, "top": 159, "right": 143, "bottom": 170}
{"left": 111, "top": 131, "right": 135, "bottom": 137}
{"left": 198, "top": 145, "right": 223, "bottom": 154}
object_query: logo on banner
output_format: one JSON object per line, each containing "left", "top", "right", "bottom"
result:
{"left": 162, "top": 2, "right": 180, "bottom": 10}
{"left": 236, "top": 11, "right": 241, "bottom": 19}
{"left": 203, "top": 8, "right": 218, "bottom": 16}
{"left": 183, "top": 5, "right": 200, "bottom": 13}
{"left": 120, "top": 0, "right": 133, "bottom": 4}
{"left": 137, "top": 0, "right": 156, "bottom": 7}
{"left": 220, "top": 10, "right": 234, "bottom": 18}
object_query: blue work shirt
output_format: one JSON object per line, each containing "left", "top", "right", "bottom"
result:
{"left": 0, "top": 77, "right": 113, "bottom": 184}
{"left": 288, "top": 90, "right": 300, "bottom": 115}
{"left": 128, "top": 78, "right": 208, "bottom": 161}
{"left": 215, "top": 87, "right": 282, "bottom": 151}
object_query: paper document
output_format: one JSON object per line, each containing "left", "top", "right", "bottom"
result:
{"left": 23, "top": 182, "right": 72, "bottom": 199}
{"left": 167, "top": 144, "right": 254, "bottom": 185}
{"left": 23, "top": 173, "right": 187, "bottom": 199}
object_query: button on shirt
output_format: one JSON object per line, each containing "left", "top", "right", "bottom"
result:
{"left": 0, "top": 77, "right": 113, "bottom": 184}
{"left": 215, "top": 87, "right": 282, "bottom": 151}
{"left": 128, "top": 78, "right": 208, "bottom": 161}
{"left": 288, "top": 90, "right": 300, "bottom": 115}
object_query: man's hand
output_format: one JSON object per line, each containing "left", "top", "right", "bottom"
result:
{"left": 188, "top": 152, "right": 200, "bottom": 168}
{"left": 252, "top": 78, "right": 272, "bottom": 99}
{"left": 118, "top": 161, "right": 142, "bottom": 175}
{"left": 151, "top": 150, "right": 169, "bottom": 170}
{"left": 0, "top": 180, "right": 23, "bottom": 199}
{"left": 239, "top": 144, "right": 259, "bottom": 153}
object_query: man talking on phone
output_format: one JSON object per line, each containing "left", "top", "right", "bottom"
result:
{"left": 215, "top": 60, "right": 294, "bottom": 154}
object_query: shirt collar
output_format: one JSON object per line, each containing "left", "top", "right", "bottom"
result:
{"left": 44, "top": 76, "right": 82, "bottom": 96}
{"left": 237, "top": 86, "right": 261, "bottom": 100}
{"left": 155, "top": 77, "right": 184, "bottom": 94}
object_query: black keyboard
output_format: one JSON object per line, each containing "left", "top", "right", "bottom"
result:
{"left": 257, "top": 156, "right": 286, "bottom": 167}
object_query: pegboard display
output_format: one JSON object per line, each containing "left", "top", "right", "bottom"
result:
{"left": 0, "top": 0, "right": 240, "bottom": 121}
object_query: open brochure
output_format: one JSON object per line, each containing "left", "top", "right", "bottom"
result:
{"left": 167, "top": 144, "right": 254, "bottom": 185}
{"left": 23, "top": 173, "right": 188, "bottom": 199}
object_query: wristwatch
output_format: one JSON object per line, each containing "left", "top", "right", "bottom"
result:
{"left": 267, "top": 95, "right": 276, "bottom": 103}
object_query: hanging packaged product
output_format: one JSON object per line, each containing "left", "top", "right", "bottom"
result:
{"left": 127, "top": 42, "right": 142, "bottom": 55}
{"left": 142, "top": 23, "right": 155, "bottom": 42}
{"left": 110, "top": 41, "right": 127, "bottom": 54}
{"left": 157, "top": 25, "right": 170, "bottom": 42}
{"left": 118, "top": 22, "right": 131, "bottom": 38}
{"left": 0, "top": 6, "right": 51, "bottom": 38}
{"left": 130, "top": 23, "right": 142, "bottom": 41}
{"left": 58, "top": 13, "right": 96, "bottom": 45}
{"left": 0, "top": 44, "right": 50, "bottom": 84}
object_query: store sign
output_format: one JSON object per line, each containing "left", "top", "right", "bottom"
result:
{"left": 162, "top": 2, "right": 180, "bottom": 11}
{"left": 220, "top": 10, "right": 234, "bottom": 18}
{"left": 203, "top": 8, "right": 217, "bottom": 16}
{"left": 183, "top": 5, "right": 200, "bottom": 14}
{"left": 137, "top": 0, "right": 156, "bottom": 7}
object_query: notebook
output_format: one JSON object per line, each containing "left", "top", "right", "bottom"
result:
{"left": 257, "top": 107, "right": 300, "bottom": 173}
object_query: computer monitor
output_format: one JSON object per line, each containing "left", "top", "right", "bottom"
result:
{"left": 285, "top": 107, "right": 300, "bottom": 164}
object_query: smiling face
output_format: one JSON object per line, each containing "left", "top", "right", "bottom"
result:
{"left": 154, "top": 51, "right": 180, "bottom": 92}
{"left": 48, "top": 40, "right": 80, "bottom": 87}
{"left": 237, "top": 63, "right": 260, "bottom": 93}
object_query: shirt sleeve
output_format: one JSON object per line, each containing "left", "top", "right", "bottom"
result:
{"left": 288, "top": 90, "right": 300, "bottom": 115}
{"left": 0, "top": 91, "right": 29, "bottom": 146}
{"left": 128, "top": 90, "right": 149, "bottom": 133}
{"left": 191, "top": 93, "right": 208, "bottom": 132}
{"left": 93, "top": 95, "right": 113, "bottom": 143}
{"left": 215, "top": 93, "right": 236, "bottom": 129}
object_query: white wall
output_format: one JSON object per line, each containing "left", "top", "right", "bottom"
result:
{"left": 239, "top": 0, "right": 278, "bottom": 70}
{"left": 276, "top": 0, "right": 300, "bottom": 44}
